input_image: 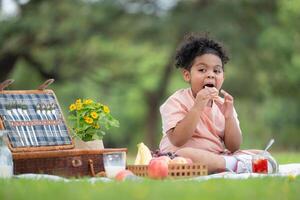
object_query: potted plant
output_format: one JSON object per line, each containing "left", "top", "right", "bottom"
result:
{"left": 68, "top": 98, "right": 119, "bottom": 149}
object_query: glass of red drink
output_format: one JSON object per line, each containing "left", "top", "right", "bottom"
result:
{"left": 252, "top": 155, "right": 268, "bottom": 173}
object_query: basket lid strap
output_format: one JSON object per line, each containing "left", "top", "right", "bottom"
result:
{"left": 0, "top": 79, "right": 15, "bottom": 91}
{"left": 37, "top": 79, "right": 55, "bottom": 90}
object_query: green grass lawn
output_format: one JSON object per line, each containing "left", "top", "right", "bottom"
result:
{"left": 273, "top": 152, "right": 300, "bottom": 164}
{"left": 0, "top": 152, "right": 299, "bottom": 200}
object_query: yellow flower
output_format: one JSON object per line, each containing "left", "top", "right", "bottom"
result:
{"left": 75, "top": 99, "right": 82, "bottom": 104}
{"left": 84, "top": 117, "right": 93, "bottom": 124}
{"left": 90, "top": 111, "right": 98, "bottom": 119}
{"left": 69, "top": 104, "right": 76, "bottom": 111}
{"left": 103, "top": 105, "right": 110, "bottom": 113}
{"left": 69, "top": 98, "right": 119, "bottom": 141}
{"left": 94, "top": 124, "right": 100, "bottom": 129}
{"left": 83, "top": 99, "right": 93, "bottom": 105}
{"left": 76, "top": 103, "right": 83, "bottom": 110}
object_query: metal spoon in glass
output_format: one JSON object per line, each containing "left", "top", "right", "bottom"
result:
{"left": 262, "top": 138, "right": 274, "bottom": 155}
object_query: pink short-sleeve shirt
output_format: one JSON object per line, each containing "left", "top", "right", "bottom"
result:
{"left": 159, "top": 88, "right": 240, "bottom": 154}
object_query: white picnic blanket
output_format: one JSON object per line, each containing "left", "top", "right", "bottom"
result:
{"left": 13, "top": 163, "right": 300, "bottom": 182}
{"left": 190, "top": 163, "right": 300, "bottom": 181}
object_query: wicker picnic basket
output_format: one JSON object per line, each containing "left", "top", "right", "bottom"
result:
{"left": 127, "top": 163, "right": 207, "bottom": 178}
{"left": 0, "top": 79, "right": 126, "bottom": 177}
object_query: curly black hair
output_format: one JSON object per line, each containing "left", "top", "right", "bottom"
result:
{"left": 175, "top": 33, "right": 229, "bottom": 70}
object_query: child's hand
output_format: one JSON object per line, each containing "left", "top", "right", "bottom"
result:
{"left": 220, "top": 89, "right": 234, "bottom": 119}
{"left": 194, "top": 87, "right": 219, "bottom": 111}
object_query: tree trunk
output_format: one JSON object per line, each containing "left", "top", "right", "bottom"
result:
{"left": 145, "top": 93, "right": 161, "bottom": 150}
{"left": 0, "top": 53, "right": 19, "bottom": 81}
{"left": 144, "top": 46, "right": 177, "bottom": 150}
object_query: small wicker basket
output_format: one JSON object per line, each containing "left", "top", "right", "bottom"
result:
{"left": 127, "top": 163, "right": 207, "bottom": 178}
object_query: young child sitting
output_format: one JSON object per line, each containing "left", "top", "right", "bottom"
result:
{"left": 159, "top": 33, "right": 277, "bottom": 174}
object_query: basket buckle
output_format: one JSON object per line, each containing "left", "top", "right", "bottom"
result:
{"left": 72, "top": 157, "right": 82, "bottom": 167}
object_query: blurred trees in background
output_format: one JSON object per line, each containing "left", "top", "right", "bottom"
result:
{"left": 0, "top": 0, "right": 299, "bottom": 152}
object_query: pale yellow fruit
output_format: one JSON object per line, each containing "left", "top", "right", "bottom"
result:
{"left": 169, "top": 156, "right": 188, "bottom": 164}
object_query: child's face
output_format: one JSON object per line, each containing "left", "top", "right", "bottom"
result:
{"left": 182, "top": 53, "right": 224, "bottom": 96}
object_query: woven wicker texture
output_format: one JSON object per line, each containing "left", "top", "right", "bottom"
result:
{"left": 14, "top": 153, "right": 103, "bottom": 177}
{"left": 127, "top": 163, "right": 207, "bottom": 178}
{"left": 13, "top": 148, "right": 127, "bottom": 177}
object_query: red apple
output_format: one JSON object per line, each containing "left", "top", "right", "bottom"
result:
{"left": 115, "top": 169, "right": 134, "bottom": 181}
{"left": 148, "top": 158, "right": 169, "bottom": 179}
